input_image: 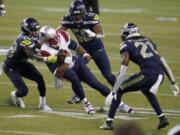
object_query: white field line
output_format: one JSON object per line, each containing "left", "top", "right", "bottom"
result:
{"left": 34, "top": 65, "right": 180, "bottom": 79}
{"left": 0, "top": 103, "right": 179, "bottom": 119}
{"left": 0, "top": 48, "right": 180, "bottom": 64}
{"left": 0, "top": 81, "right": 179, "bottom": 97}
{"left": 0, "top": 129, "right": 56, "bottom": 135}
{"left": 157, "top": 17, "right": 178, "bottom": 22}
{"left": 44, "top": 110, "right": 148, "bottom": 120}
{"left": 43, "top": 8, "right": 144, "bottom": 13}
{"left": 1, "top": 33, "right": 180, "bottom": 41}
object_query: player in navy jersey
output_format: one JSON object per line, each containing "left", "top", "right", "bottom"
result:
{"left": 57, "top": 0, "right": 133, "bottom": 113}
{"left": 3, "top": 18, "right": 56, "bottom": 111}
{"left": 100, "top": 23, "right": 179, "bottom": 130}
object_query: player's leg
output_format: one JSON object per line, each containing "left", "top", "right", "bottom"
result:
{"left": 78, "top": 59, "right": 110, "bottom": 97}
{"left": 100, "top": 73, "right": 154, "bottom": 130}
{"left": 142, "top": 90, "right": 169, "bottom": 129}
{"left": 20, "top": 62, "right": 51, "bottom": 111}
{"left": 89, "top": 47, "right": 116, "bottom": 86}
{"left": 3, "top": 65, "right": 26, "bottom": 108}
{"left": 63, "top": 68, "right": 95, "bottom": 114}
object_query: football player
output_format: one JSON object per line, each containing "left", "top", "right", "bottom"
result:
{"left": 39, "top": 26, "right": 127, "bottom": 115}
{"left": 0, "top": 0, "right": 5, "bottom": 16}
{"left": 100, "top": 23, "right": 179, "bottom": 130}
{"left": 57, "top": 0, "right": 133, "bottom": 113}
{"left": 3, "top": 18, "right": 55, "bottom": 111}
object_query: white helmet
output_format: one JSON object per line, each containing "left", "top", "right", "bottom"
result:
{"left": 39, "top": 25, "right": 58, "bottom": 45}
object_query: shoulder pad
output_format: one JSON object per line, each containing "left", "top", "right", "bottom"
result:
{"left": 57, "top": 30, "right": 70, "bottom": 43}
{"left": 120, "top": 42, "right": 127, "bottom": 51}
{"left": 19, "top": 36, "right": 34, "bottom": 47}
{"left": 61, "top": 14, "right": 73, "bottom": 25}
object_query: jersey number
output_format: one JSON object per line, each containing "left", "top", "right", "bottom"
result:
{"left": 135, "top": 41, "right": 153, "bottom": 58}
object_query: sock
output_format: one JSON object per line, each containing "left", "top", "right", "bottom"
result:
{"left": 158, "top": 113, "right": 165, "bottom": 120}
{"left": 82, "top": 98, "right": 88, "bottom": 104}
{"left": 107, "top": 117, "right": 114, "bottom": 122}
{"left": 39, "top": 96, "right": 46, "bottom": 105}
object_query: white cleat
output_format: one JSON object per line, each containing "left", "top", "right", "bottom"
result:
{"left": 10, "top": 91, "right": 25, "bottom": 109}
{"left": 84, "top": 101, "right": 95, "bottom": 115}
{"left": 118, "top": 103, "right": 134, "bottom": 113}
{"left": 38, "top": 104, "right": 52, "bottom": 111}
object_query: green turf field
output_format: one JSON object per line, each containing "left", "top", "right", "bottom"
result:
{"left": 0, "top": 0, "right": 180, "bottom": 135}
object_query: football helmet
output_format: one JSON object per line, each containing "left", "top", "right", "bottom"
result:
{"left": 21, "top": 18, "right": 40, "bottom": 38}
{"left": 39, "top": 25, "right": 59, "bottom": 46}
{"left": 69, "top": 0, "right": 86, "bottom": 23}
{"left": 121, "top": 23, "right": 139, "bottom": 41}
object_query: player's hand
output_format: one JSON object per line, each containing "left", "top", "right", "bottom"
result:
{"left": 84, "top": 29, "right": 96, "bottom": 38}
{"left": 44, "top": 55, "right": 57, "bottom": 63}
{"left": 105, "top": 91, "right": 116, "bottom": 106}
{"left": 0, "top": 4, "right": 5, "bottom": 16}
{"left": 171, "top": 84, "right": 179, "bottom": 96}
{"left": 83, "top": 53, "right": 91, "bottom": 63}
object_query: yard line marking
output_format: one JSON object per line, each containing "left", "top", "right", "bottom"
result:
{"left": 0, "top": 129, "right": 56, "bottom": 135}
{"left": 0, "top": 81, "right": 179, "bottom": 97}
{"left": 157, "top": 17, "right": 178, "bottom": 22}
{"left": 43, "top": 7, "right": 144, "bottom": 13}
{"left": 6, "top": 114, "right": 46, "bottom": 118}
{"left": 0, "top": 103, "right": 179, "bottom": 119}
{"left": 1, "top": 48, "right": 180, "bottom": 64}
{"left": 44, "top": 110, "right": 148, "bottom": 120}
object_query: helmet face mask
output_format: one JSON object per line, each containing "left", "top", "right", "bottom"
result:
{"left": 69, "top": 0, "right": 86, "bottom": 23}
{"left": 121, "top": 23, "right": 139, "bottom": 41}
{"left": 39, "top": 26, "right": 59, "bottom": 46}
{"left": 21, "top": 18, "right": 40, "bottom": 38}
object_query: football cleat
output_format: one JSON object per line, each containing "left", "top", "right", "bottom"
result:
{"left": 10, "top": 91, "right": 25, "bottom": 109}
{"left": 84, "top": 101, "right": 95, "bottom": 115}
{"left": 118, "top": 103, "right": 134, "bottom": 113}
{"left": 67, "top": 95, "right": 81, "bottom": 104}
{"left": 38, "top": 104, "right": 52, "bottom": 111}
{"left": 157, "top": 117, "right": 169, "bottom": 130}
{"left": 100, "top": 121, "right": 114, "bottom": 130}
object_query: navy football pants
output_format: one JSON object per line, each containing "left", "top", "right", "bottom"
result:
{"left": 108, "top": 72, "right": 164, "bottom": 119}
{"left": 81, "top": 38, "right": 116, "bottom": 86}
{"left": 4, "top": 61, "right": 46, "bottom": 97}
{"left": 47, "top": 57, "right": 110, "bottom": 100}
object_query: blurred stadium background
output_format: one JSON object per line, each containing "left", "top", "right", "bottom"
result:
{"left": 0, "top": 0, "right": 180, "bottom": 135}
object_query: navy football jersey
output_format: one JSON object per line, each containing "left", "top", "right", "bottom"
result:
{"left": 6, "top": 34, "right": 36, "bottom": 65}
{"left": 120, "top": 36, "right": 163, "bottom": 74}
{"left": 61, "top": 13, "right": 100, "bottom": 43}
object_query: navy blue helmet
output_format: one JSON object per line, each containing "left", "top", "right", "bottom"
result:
{"left": 69, "top": 0, "right": 86, "bottom": 23}
{"left": 21, "top": 18, "right": 40, "bottom": 38}
{"left": 121, "top": 23, "right": 139, "bottom": 41}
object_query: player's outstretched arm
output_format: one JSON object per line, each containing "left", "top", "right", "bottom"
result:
{"left": 112, "top": 51, "right": 129, "bottom": 93}
{"left": 155, "top": 50, "right": 179, "bottom": 96}
{"left": 160, "top": 57, "right": 179, "bottom": 96}
{"left": 105, "top": 51, "right": 129, "bottom": 106}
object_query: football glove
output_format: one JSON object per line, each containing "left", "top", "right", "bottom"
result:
{"left": 44, "top": 55, "right": 57, "bottom": 63}
{"left": 171, "top": 84, "right": 179, "bottom": 96}
{"left": 83, "top": 53, "right": 91, "bottom": 63}
{"left": 105, "top": 91, "right": 116, "bottom": 106}
{"left": 84, "top": 29, "right": 96, "bottom": 38}
{"left": 0, "top": 4, "right": 5, "bottom": 16}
